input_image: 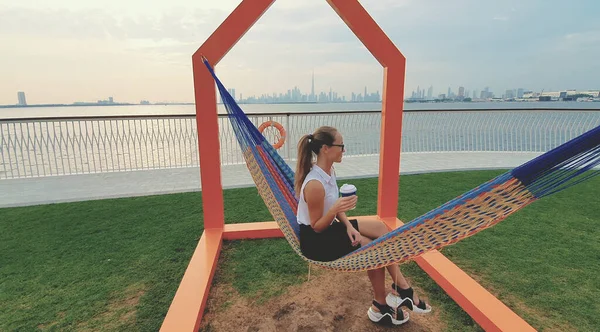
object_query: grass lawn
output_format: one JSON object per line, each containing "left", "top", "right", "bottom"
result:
{"left": 1, "top": 170, "right": 598, "bottom": 331}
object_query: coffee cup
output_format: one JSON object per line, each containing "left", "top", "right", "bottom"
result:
{"left": 340, "top": 184, "right": 357, "bottom": 210}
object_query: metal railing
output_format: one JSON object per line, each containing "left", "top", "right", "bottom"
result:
{"left": 1, "top": 109, "right": 599, "bottom": 179}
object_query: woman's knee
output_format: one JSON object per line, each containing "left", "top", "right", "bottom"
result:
{"left": 377, "top": 222, "right": 388, "bottom": 236}
{"left": 358, "top": 219, "right": 389, "bottom": 239}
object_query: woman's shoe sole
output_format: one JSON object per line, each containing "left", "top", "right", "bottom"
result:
{"left": 367, "top": 307, "right": 409, "bottom": 326}
{"left": 386, "top": 293, "right": 432, "bottom": 314}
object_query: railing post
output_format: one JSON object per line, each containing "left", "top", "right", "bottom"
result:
{"left": 285, "top": 114, "right": 291, "bottom": 162}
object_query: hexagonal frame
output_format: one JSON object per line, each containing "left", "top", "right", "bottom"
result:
{"left": 160, "top": 1, "right": 535, "bottom": 331}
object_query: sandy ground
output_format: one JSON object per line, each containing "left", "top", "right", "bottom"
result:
{"left": 200, "top": 268, "right": 446, "bottom": 332}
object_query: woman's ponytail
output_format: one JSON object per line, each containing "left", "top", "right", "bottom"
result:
{"left": 294, "top": 134, "right": 314, "bottom": 196}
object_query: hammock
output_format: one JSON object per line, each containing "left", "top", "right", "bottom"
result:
{"left": 203, "top": 59, "right": 600, "bottom": 272}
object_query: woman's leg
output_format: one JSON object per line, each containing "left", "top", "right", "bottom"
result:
{"left": 360, "top": 236, "right": 404, "bottom": 320}
{"left": 356, "top": 219, "right": 388, "bottom": 239}
{"left": 357, "top": 219, "right": 426, "bottom": 307}
{"left": 385, "top": 264, "right": 427, "bottom": 308}
{"left": 367, "top": 267, "right": 386, "bottom": 305}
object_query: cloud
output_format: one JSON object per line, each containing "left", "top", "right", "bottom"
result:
{"left": 0, "top": 6, "right": 225, "bottom": 43}
{"left": 563, "top": 30, "right": 600, "bottom": 43}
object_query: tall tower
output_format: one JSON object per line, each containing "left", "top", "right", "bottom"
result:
{"left": 311, "top": 70, "right": 315, "bottom": 102}
{"left": 17, "top": 92, "right": 27, "bottom": 106}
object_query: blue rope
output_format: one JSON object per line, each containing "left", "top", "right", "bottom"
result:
{"left": 512, "top": 125, "right": 600, "bottom": 187}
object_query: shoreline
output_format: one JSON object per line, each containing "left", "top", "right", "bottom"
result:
{"left": 2, "top": 99, "right": 599, "bottom": 110}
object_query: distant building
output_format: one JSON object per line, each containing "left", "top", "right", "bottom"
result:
{"left": 311, "top": 71, "right": 315, "bottom": 102}
{"left": 480, "top": 87, "right": 492, "bottom": 99}
{"left": 97, "top": 97, "right": 116, "bottom": 104}
{"left": 458, "top": 86, "right": 465, "bottom": 98}
{"left": 578, "top": 90, "right": 600, "bottom": 97}
{"left": 17, "top": 92, "right": 27, "bottom": 106}
{"left": 525, "top": 90, "right": 600, "bottom": 100}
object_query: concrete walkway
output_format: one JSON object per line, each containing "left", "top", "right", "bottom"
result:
{"left": 0, "top": 152, "right": 543, "bottom": 208}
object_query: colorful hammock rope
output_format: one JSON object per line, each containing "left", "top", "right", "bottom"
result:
{"left": 203, "top": 59, "right": 600, "bottom": 272}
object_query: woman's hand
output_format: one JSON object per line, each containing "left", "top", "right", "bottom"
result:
{"left": 333, "top": 195, "right": 358, "bottom": 213}
{"left": 347, "top": 225, "right": 362, "bottom": 246}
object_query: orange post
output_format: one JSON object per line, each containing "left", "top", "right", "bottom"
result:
{"left": 192, "top": 61, "right": 222, "bottom": 229}
{"left": 327, "top": 0, "right": 405, "bottom": 220}
{"left": 377, "top": 66, "right": 406, "bottom": 220}
{"left": 192, "top": 0, "right": 276, "bottom": 229}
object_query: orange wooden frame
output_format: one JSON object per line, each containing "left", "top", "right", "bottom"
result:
{"left": 160, "top": 1, "right": 535, "bottom": 331}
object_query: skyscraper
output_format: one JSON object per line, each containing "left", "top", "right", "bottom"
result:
{"left": 427, "top": 86, "right": 433, "bottom": 99}
{"left": 311, "top": 70, "right": 315, "bottom": 102}
{"left": 227, "top": 88, "right": 236, "bottom": 101}
{"left": 17, "top": 91, "right": 27, "bottom": 106}
{"left": 458, "top": 86, "right": 465, "bottom": 98}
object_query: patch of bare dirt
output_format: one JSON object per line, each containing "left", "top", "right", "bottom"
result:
{"left": 200, "top": 269, "right": 446, "bottom": 332}
{"left": 37, "top": 312, "right": 65, "bottom": 330}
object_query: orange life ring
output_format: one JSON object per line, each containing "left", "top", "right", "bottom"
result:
{"left": 258, "top": 121, "right": 286, "bottom": 149}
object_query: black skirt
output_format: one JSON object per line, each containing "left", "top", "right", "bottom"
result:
{"left": 299, "top": 219, "right": 361, "bottom": 262}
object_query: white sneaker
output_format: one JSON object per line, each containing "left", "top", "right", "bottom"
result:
{"left": 386, "top": 284, "right": 432, "bottom": 314}
{"left": 367, "top": 300, "right": 410, "bottom": 326}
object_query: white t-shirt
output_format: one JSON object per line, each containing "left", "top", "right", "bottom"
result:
{"left": 296, "top": 164, "right": 339, "bottom": 226}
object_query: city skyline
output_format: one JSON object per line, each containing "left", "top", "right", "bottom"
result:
{"left": 221, "top": 72, "right": 382, "bottom": 104}
{"left": 8, "top": 71, "right": 600, "bottom": 106}
{"left": 1, "top": 0, "right": 600, "bottom": 105}
{"left": 7, "top": 83, "right": 600, "bottom": 107}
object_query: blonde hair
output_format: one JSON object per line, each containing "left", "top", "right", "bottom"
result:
{"left": 294, "top": 126, "right": 338, "bottom": 196}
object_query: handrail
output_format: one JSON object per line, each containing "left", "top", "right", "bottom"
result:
{"left": 1, "top": 109, "right": 599, "bottom": 179}
{"left": 1, "top": 107, "right": 599, "bottom": 122}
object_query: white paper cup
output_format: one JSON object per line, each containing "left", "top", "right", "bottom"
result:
{"left": 340, "top": 184, "right": 357, "bottom": 210}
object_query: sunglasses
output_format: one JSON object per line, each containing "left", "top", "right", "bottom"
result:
{"left": 329, "top": 144, "right": 345, "bottom": 151}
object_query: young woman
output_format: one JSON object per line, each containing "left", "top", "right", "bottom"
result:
{"left": 295, "top": 126, "right": 432, "bottom": 326}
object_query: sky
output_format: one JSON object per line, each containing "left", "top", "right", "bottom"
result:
{"left": 1, "top": 0, "right": 599, "bottom": 105}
